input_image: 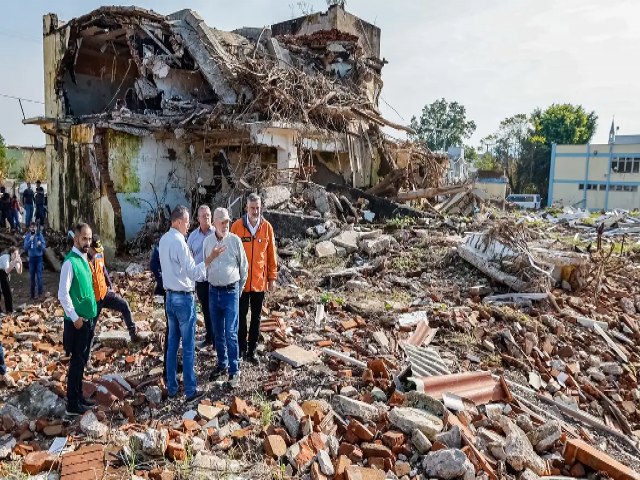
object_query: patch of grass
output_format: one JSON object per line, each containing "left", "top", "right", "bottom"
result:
{"left": 483, "top": 354, "right": 503, "bottom": 368}
{"left": 0, "top": 459, "right": 29, "bottom": 480}
{"left": 252, "top": 392, "right": 274, "bottom": 427}
{"left": 385, "top": 216, "right": 416, "bottom": 231}
{"left": 175, "top": 444, "right": 194, "bottom": 480}
{"left": 319, "top": 292, "right": 345, "bottom": 305}
{"left": 449, "top": 332, "right": 478, "bottom": 347}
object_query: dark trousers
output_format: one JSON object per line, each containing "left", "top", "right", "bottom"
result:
{"left": 196, "top": 281, "right": 214, "bottom": 345}
{"left": 29, "top": 256, "right": 44, "bottom": 298}
{"left": 63, "top": 319, "right": 94, "bottom": 407}
{"left": 35, "top": 205, "right": 45, "bottom": 225}
{"left": 0, "top": 342, "right": 6, "bottom": 375}
{"left": 0, "top": 210, "right": 9, "bottom": 230}
{"left": 239, "top": 291, "right": 266, "bottom": 356}
{"left": 97, "top": 291, "right": 135, "bottom": 332}
{"left": 0, "top": 270, "right": 12, "bottom": 313}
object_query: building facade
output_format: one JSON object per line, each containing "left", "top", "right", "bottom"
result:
{"left": 548, "top": 134, "right": 640, "bottom": 210}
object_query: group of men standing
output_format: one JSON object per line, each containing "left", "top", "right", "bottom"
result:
{"left": 159, "top": 193, "right": 277, "bottom": 400}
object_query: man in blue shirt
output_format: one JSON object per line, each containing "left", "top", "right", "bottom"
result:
{"left": 187, "top": 205, "right": 215, "bottom": 349}
{"left": 21, "top": 182, "right": 35, "bottom": 227}
{"left": 23, "top": 223, "right": 46, "bottom": 299}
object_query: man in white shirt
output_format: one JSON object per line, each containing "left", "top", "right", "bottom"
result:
{"left": 0, "top": 246, "right": 23, "bottom": 314}
{"left": 187, "top": 205, "right": 215, "bottom": 349}
{"left": 58, "top": 223, "right": 98, "bottom": 416}
{"left": 159, "top": 205, "right": 224, "bottom": 401}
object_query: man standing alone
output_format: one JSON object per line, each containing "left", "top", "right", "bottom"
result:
{"left": 21, "top": 182, "right": 35, "bottom": 227}
{"left": 159, "top": 206, "right": 223, "bottom": 401}
{"left": 24, "top": 223, "right": 45, "bottom": 299}
{"left": 187, "top": 205, "right": 215, "bottom": 349}
{"left": 58, "top": 223, "right": 97, "bottom": 415}
{"left": 204, "top": 207, "right": 247, "bottom": 387}
{"left": 231, "top": 193, "right": 277, "bottom": 364}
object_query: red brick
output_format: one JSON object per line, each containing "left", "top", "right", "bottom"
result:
{"left": 166, "top": 441, "right": 186, "bottom": 461}
{"left": 93, "top": 387, "right": 118, "bottom": 408}
{"left": 43, "top": 424, "right": 64, "bottom": 437}
{"left": 345, "top": 466, "right": 385, "bottom": 480}
{"left": 97, "top": 379, "right": 128, "bottom": 400}
{"left": 310, "top": 462, "right": 328, "bottom": 480}
{"left": 387, "top": 390, "right": 405, "bottom": 407}
{"left": 381, "top": 430, "right": 406, "bottom": 449}
{"left": 264, "top": 435, "right": 287, "bottom": 458}
{"left": 361, "top": 442, "right": 393, "bottom": 459}
{"left": 395, "top": 461, "right": 411, "bottom": 477}
{"left": 347, "top": 419, "right": 375, "bottom": 442}
{"left": 334, "top": 455, "right": 352, "bottom": 480}
{"left": 229, "top": 397, "right": 257, "bottom": 417}
{"left": 22, "top": 451, "right": 57, "bottom": 475}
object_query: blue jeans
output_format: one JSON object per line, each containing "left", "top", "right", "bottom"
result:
{"left": 209, "top": 283, "right": 240, "bottom": 375}
{"left": 24, "top": 204, "right": 33, "bottom": 227}
{"left": 166, "top": 292, "right": 197, "bottom": 397}
{"left": 10, "top": 211, "right": 19, "bottom": 231}
{"left": 29, "top": 256, "right": 44, "bottom": 298}
{"left": 0, "top": 342, "right": 6, "bottom": 375}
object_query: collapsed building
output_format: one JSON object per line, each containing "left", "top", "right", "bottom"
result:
{"left": 24, "top": 4, "right": 444, "bottom": 252}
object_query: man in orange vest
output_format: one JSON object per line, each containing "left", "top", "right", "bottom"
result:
{"left": 88, "top": 235, "right": 141, "bottom": 341}
{"left": 230, "top": 193, "right": 277, "bottom": 364}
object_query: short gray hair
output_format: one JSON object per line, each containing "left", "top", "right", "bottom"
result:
{"left": 247, "top": 193, "right": 261, "bottom": 204}
{"left": 197, "top": 205, "right": 211, "bottom": 214}
{"left": 170, "top": 205, "right": 189, "bottom": 222}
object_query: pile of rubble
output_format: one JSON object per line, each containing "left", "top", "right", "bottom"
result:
{"left": 1, "top": 207, "right": 640, "bottom": 480}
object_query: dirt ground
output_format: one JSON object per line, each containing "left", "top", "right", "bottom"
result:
{"left": 6, "top": 267, "right": 60, "bottom": 310}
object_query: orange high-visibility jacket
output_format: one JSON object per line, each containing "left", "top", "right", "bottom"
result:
{"left": 231, "top": 216, "right": 277, "bottom": 292}
{"left": 89, "top": 253, "right": 108, "bottom": 302}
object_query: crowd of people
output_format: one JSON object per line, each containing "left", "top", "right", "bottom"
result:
{"left": 0, "top": 180, "right": 47, "bottom": 233}
{"left": 0, "top": 192, "right": 276, "bottom": 415}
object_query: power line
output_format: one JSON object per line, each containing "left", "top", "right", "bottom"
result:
{"left": 0, "top": 93, "right": 44, "bottom": 104}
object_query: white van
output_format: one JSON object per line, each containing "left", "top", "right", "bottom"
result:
{"left": 506, "top": 194, "right": 541, "bottom": 209}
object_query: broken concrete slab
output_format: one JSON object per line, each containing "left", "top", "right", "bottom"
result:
{"left": 8, "top": 383, "right": 66, "bottom": 419}
{"left": 360, "top": 235, "right": 391, "bottom": 256}
{"left": 315, "top": 241, "right": 337, "bottom": 258}
{"left": 271, "top": 345, "right": 320, "bottom": 367}
{"left": 96, "top": 330, "right": 131, "bottom": 348}
{"left": 389, "top": 407, "right": 444, "bottom": 441}
{"left": 332, "top": 395, "right": 379, "bottom": 422}
{"left": 262, "top": 185, "right": 292, "bottom": 208}
{"left": 79, "top": 411, "right": 108, "bottom": 439}
{"left": 331, "top": 230, "right": 360, "bottom": 253}
{"left": 422, "top": 448, "right": 475, "bottom": 480}
{"left": 263, "top": 210, "right": 324, "bottom": 239}
{"left": 499, "top": 416, "right": 547, "bottom": 475}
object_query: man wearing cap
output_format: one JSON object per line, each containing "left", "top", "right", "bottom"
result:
{"left": 88, "top": 235, "right": 141, "bottom": 342}
{"left": 159, "top": 205, "right": 223, "bottom": 401}
{"left": 231, "top": 193, "right": 278, "bottom": 364}
{"left": 187, "top": 205, "right": 215, "bottom": 349}
{"left": 203, "top": 207, "right": 247, "bottom": 387}
{"left": 58, "top": 223, "right": 97, "bottom": 415}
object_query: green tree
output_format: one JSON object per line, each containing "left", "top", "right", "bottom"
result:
{"left": 410, "top": 98, "right": 476, "bottom": 152}
{"left": 522, "top": 104, "right": 597, "bottom": 201}
{"left": 0, "top": 133, "right": 9, "bottom": 183}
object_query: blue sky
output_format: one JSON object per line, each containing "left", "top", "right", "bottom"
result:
{"left": 1, "top": 0, "right": 639, "bottom": 147}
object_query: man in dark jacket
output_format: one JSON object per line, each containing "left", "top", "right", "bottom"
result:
{"left": 21, "top": 182, "right": 35, "bottom": 227}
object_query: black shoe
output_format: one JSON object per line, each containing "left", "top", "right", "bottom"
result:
{"left": 209, "top": 368, "right": 228, "bottom": 381}
{"left": 65, "top": 403, "right": 90, "bottom": 416}
{"left": 246, "top": 352, "right": 260, "bottom": 365}
{"left": 80, "top": 397, "right": 96, "bottom": 407}
{"left": 186, "top": 390, "right": 204, "bottom": 402}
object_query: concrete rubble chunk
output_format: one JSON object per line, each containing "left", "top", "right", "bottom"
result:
{"left": 8, "top": 383, "right": 66, "bottom": 419}
{"left": 198, "top": 403, "right": 223, "bottom": 420}
{"left": 192, "top": 452, "right": 244, "bottom": 473}
{"left": 389, "top": 407, "right": 444, "bottom": 440}
{"left": 282, "top": 401, "right": 305, "bottom": 439}
{"left": 411, "top": 428, "right": 432, "bottom": 454}
{"left": 331, "top": 230, "right": 360, "bottom": 253}
{"left": 0, "top": 403, "right": 29, "bottom": 426}
{"left": 262, "top": 185, "right": 292, "bottom": 208}
{"left": 332, "top": 395, "right": 380, "bottom": 422}
{"left": 527, "top": 420, "right": 561, "bottom": 453}
{"left": 499, "top": 416, "right": 547, "bottom": 475}
{"left": 360, "top": 235, "right": 391, "bottom": 256}
{"left": 520, "top": 469, "right": 541, "bottom": 480}
{"left": 80, "top": 410, "right": 108, "bottom": 439}
{"left": 315, "top": 240, "right": 337, "bottom": 258}
{"left": 272, "top": 344, "right": 320, "bottom": 367}
{"left": 317, "top": 449, "right": 334, "bottom": 476}
{"left": 422, "top": 448, "right": 475, "bottom": 480}
{"left": 286, "top": 437, "right": 316, "bottom": 472}
{"left": 97, "top": 330, "right": 131, "bottom": 348}
{"left": 435, "top": 425, "right": 462, "bottom": 449}
{"left": 131, "top": 428, "right": 168, "bottom": 456}
{"left": 0, "top": 434, "right": 16, "bottom": 459}
{"left": 145, "top": 385, "right": 163, "bottom": 404}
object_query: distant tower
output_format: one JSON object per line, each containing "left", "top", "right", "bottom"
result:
{"left": 608, "top": 117, "right": 616, "bottom": 144}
